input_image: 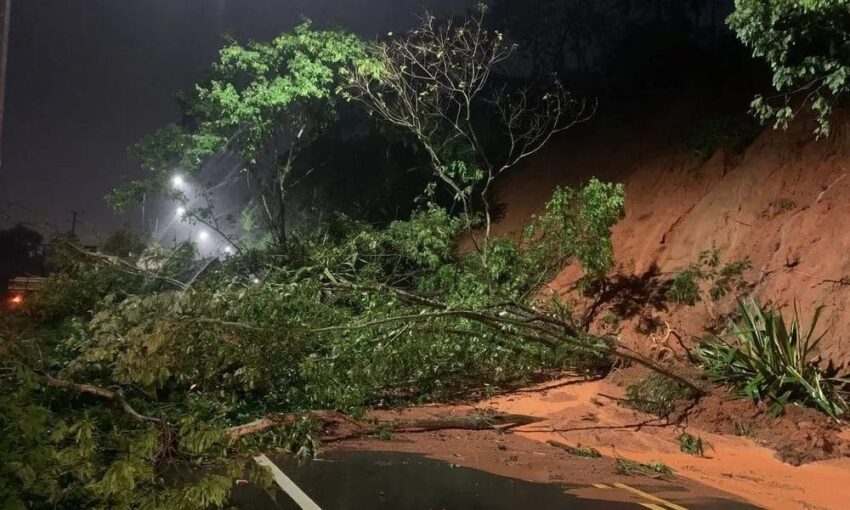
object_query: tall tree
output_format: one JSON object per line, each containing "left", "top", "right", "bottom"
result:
{"left": 344, "top": 5, "right": 593, "bottom": 264}
{"left": 112, "top": 22, "right": 368, "bottom": 245}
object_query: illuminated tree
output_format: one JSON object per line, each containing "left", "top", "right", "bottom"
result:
{"left": 113, "top": 22, "right": 368, "bottom": 245}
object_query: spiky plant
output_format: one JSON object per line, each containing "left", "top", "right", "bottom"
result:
{"left": 697, "top": 299, "right": 848, "bottom": 418}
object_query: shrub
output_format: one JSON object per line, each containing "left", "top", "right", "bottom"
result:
{"left": 666, "top": 249, "right": 751, "bottom": 306}
{"left": 625, "top": 373, "right": 699, "bottom": 417}
{"left": 666, "top": 267, "right": 702, "bottom": 306}
{"left": 697, "top": 299, "right": 848, "bottom": 418}
{"left": 526, "top": 178, "right": 625, "bottom": 280}
{"left": 678, "top": 432, "right": 704, "bottom": 456}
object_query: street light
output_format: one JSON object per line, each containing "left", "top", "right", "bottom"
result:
{"left": 223, "top": 245, "right": 235, "bottom": 255}
{"left": 175, "top": 206, "right": 186, "bottom": 218}
{"left": 198, "top": 231, "right": 210, "bottom": 242}
{"left": 172, "top": 174, "right": 185, "bottom": 189}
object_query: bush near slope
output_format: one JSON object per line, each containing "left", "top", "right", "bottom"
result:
{"left": 697, "top": 299, "right": 849, "bottom": 419}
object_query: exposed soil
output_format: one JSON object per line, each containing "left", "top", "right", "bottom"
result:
{"left": 610, "top": 365, "right": 850, "bottom": 466}
{"left": 440, "top": 94, "right": 850, "bottom": 507}
{"left": 343, "top": 375, "right": 850, "bottom": 510}
{"left": 469, "top": 93, "right": 850, "bottom": 372}
{"left": 680, "top": 389, "right": 850, "bottom": 466}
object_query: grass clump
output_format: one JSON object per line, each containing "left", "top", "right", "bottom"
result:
{"left": 614, "top": 459, "right": 674, "bottom": 477}
{"left": 677, "top": 432, "right": 704, "bottom": 456}
{"left": 625, "top": 373, "right": 699, "bottom": 417}
{"left": 666, "top": 249, "right": 751, "bottom": 306}
{"left": 697, "top": 299, "right": 848, "bottom": 419}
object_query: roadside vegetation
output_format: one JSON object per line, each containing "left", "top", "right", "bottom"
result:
{"left": 3, "top": 1, "right": 849, "bottom": 508}
{"left": 614, "top": 458, "right": 674, "bottom": 477}
{"left": 624, "top": 373, "right": 699, "bottom": 418}
{"left": 729, "top": 0, "right": 850, "bottom": 137}
{"left": 697, "top": 299, "right": 849, "bottom": 419}
{"left": 0, "top": 8, "right": 631, "bottom": 509}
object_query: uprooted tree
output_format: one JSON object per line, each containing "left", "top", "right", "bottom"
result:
{"left": 2, "top": 10, "right": 647, "bottom": 510}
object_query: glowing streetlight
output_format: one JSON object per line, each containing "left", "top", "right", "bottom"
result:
{"left": 223, "top": 245, "right": 235, "bottom": 255}
{"left": 175, "top": 206, "right": 186, "bottom": 218}
{"left": 198, "top": 231, "right": 210, "bottom": 242}
{"left": 171, "top": 174, "right": 185, "bottom": 189}
{"left": 251, "top": 277, "right": 261, "bottom": 284}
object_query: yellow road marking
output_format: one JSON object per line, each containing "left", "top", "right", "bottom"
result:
{"left": 639, "top": 504, "right": 668, "bottom": 510}
{"left": 613, "top": 482, "right": 689, "bottom": 510}
{"left": 592, "top": 483, "right": 612, "bottom": 489}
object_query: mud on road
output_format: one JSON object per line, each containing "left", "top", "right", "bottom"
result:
{"left": 335, "top": 375, "right": 850, "bottom": 510}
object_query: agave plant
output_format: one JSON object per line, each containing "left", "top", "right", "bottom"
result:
{"left": 696, "top": 299, "right": 848, "bottom": 419}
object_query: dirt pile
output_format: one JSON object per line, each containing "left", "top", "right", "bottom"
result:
{"left": 486, "top": 94, "right": 850, "bottom": 370}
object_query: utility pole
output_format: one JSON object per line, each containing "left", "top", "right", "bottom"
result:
{"left": 68, "top": 209, "right": 83, "bottom": 238}
{"left": 0, "top": 0, "right": 10, "bottom": 170}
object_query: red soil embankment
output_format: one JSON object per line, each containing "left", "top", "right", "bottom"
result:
{"left": 489, "top": 96, "right": 850, "bottom": 370}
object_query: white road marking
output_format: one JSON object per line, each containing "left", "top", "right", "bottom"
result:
{"left": 253, "top": 454, "right": 323, "bottom": 510}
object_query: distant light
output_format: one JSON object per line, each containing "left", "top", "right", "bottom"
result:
{"left": 251, "top": 277, "right": 261, "bottom": 284}
{"left": 9, "top": 294, "right": 23, "bottom": 306}
{"left": 176, "top": 207, "right": 186, "bottom": 217}
{"left": 198, "top": 231, "right": 210, "bottom": 242}
{"left": 223, "top": 246, "right": 235, "bottom": 255}
{"left": 172, "top": 175, "right": 185, "bottom": 189}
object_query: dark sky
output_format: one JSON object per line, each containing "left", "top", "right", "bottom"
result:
{"left": 0, "top": 0, "right": 471, "bottom": 241}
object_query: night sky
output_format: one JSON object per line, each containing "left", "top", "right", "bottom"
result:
{"left": 0, "top": 0, "right": 472, "bottom": 241}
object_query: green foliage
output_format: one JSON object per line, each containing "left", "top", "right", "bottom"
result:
{"left": 614, "top": 458, "right": 674, "bottom": 477}
{"left": 383, "top": 205, "right": 465, "bottom": 270}
{"left": 697, "top": 299, "right": 848, "bottom": 418}
{"left": 526, "top": 178, "right": 625, "bottom": 280}
{"left": 4, "top": 15, "right": 630, "bottom": 508}
{"left": 678, "top": 432, "right": 704, "bottom": 456}
{"left": 624, "top": 373, "right": 699, "bottom": 417}
{"left": 685, "top": 114, "right": 762, "bottom": 162}
{"left": 3, "top": 172, "right": 628, "bottom": 507}
{"left": 729, "top": 0, "right": 850, "bottom": 137}
{"left": 113, "top": 23, "right": 370, "bottom": 244}
{"left": 666, "top": 249, "right": 752, "bottom": 306}
{"left": 667, "top": 268, "right": 702, "bottom": 306}
{"left": 187, "top": 22, "right": 367, "bottom": 163}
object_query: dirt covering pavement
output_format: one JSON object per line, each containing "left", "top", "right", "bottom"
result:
{"left": 335, "top": 375, "right": 850, "bottom": 510}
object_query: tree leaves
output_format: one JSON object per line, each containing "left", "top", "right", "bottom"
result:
{"left": 729, "top": 0, "right": 850, "bottom": 137}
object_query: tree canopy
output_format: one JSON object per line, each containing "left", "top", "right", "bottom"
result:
{"left": 730, "top": 0, "right": 850, "bottom": 136}
{"left": 112, "top": 22, "right": 368, "bottom": 244}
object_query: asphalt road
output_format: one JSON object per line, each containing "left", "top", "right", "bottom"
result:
{"left": 230, "top": 450, "right": 761, "bottom": 510}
